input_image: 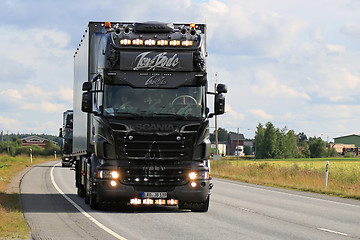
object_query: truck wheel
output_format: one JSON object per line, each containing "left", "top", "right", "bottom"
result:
{"left": 191, "top": 196, "right": 210, "bottom": 212}
{"left": 84, "top": 171, "right": 90, "bottom": 204}
{"left": 77, "top": 186, "right": 85, "bottom": 198}
{"left": 89, "top": 177, "right": 100, "bottom": 210}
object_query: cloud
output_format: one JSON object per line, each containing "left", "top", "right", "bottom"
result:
{"left": 326, "top": 44, "right": 346, "bottom": 55}
{"left": 0, "top": 89, "right": 23, "bottom": 101}
{"left": 57, "top": 86, "right": 73, "bottom": 104}
{"left": 248, "top": 109, "right": 272, "bottom": 120}
{"left": 251, "top": 70, "right": 311, "bottom": 100}
{"left": 225, "top": 104, "right": 245, "bottom": 120}
{"left": 0, "top": 84, "right": 65, "bottom": 113}
{"left": 341, "top": 23, "right": 360, "bottom": 39}
{"left": 0, "top": 115, "right": 21, "bottom": 129}
{"left": 198, "top": 0, "right": 306, "bottom": 56}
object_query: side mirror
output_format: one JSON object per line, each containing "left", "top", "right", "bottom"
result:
{"left": 82, "top": 82, "right": 92, "bottom": 91}
{"left": 214, "top": 93, "right": 225, "bottom": 115}
{"left": 216, "top": 84, "right": 227, "bottom": 94}
{"left": 81, "top": 91, "right": 92, "bottom": 112}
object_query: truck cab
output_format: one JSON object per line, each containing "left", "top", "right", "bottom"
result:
{"left": 73, "top": 22, "right": 227, "bottom": 211}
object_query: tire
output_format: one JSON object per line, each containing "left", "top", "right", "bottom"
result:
{"left": 191, "top": 196, "right": 210, "bottom": 212}
{"left": 89, "top": 176, "right": 100, "bottom": 210}
{"left": 77, "top": 185, "right": 85, "bottom": 198}
{"left": 84, "top": 181, "right": 90, "bottom": 204}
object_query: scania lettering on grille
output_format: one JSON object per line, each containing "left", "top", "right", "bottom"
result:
{"left": 133, "top": 124, "right": 175, "bottom": 132}
{"left": 133, "top": 52, "right": 179, "bottom": 71}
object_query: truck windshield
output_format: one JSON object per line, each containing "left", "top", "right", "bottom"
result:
{"left": 63, "top": 128, "right": 73, "bottom": 139}
{"left": 103, "top": 85, "right": 205, "bottom": 118}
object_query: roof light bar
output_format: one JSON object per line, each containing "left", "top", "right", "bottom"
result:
{"left": 169, "top": 40, "right": 180, "bottom": 46}
{"left": 145, "top": 39, "right": 156, "bottom": 46}
{"left": 120, "top": 39, "right": 131, "bottom": 45}
{"left": 157, "top": 40, "right": 168, "bottom": 46}
{"left": 182, "top": 40, "right": 193, "bottom": 46}
{"left": 119, "top": 39, "right": 194, "bottom": 47}
{"left": 132, "top": 39, "right": 143, "bottom": 45}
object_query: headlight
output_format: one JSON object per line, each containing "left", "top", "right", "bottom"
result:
{"left": 98, "top": 170, "right": 120, "bottom": 179}
{"left": 189, "top": 172, "right": 197, "bottom": 180}
{"left": 189, "top": 171, "right": 209, "bottom": 180}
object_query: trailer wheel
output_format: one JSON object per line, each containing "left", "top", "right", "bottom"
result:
{"left": 190, "top": 196, "right": 210, "bottom": 212}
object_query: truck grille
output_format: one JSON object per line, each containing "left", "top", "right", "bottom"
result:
{"left": 120, "top": 163, "right": 189, "bottom": 186}
{"left": 114, "top": 131, "right": 194, "bottom": 186}
{"left": 117, "top": 132, "right": 192, "bottom": 160}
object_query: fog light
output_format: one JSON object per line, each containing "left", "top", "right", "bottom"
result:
{"left": 143, "top": 199, "right": 154, "bottom": 205}
{"left": 191, "top": 182, "right": 197, "bottom": 188}
{"left": 110, "top": 180, "right": 117, "bottom": 187}
{"left": 155, "top": 199, "right": 166, "bottom": 205}
{"left": 130, "top": 198, "right": 142, "bottom": 205}
{"left": 167, "top": 199, "right": 178, "bottom": 205}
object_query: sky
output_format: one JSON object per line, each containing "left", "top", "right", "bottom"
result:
{"left": 1, "top": 0, "right": 360, "bottom": 141}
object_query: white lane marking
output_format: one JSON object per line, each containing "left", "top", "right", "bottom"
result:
{"left": 214, "top": 178, "right": 360, "bottom": 209}
{"left": 317, "top": 228, "right": 351, "bottom": 237}
{"left": 50, "top": 163, "right": 128, "bottom": 240}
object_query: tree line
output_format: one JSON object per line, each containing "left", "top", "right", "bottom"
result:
{"left": 0, "top": 135, "right": 61, "bottom": 156}
{"left": 255, "top": 122, "right": 337, "bottom": 159}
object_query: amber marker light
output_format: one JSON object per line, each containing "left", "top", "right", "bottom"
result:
{"left": 105, "top": 22, "right": 111, "bottom": 28}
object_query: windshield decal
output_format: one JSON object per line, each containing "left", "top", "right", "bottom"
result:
{"left": 144, "top": 76, "right": 168, "bottom": 86}
{"left": 119, "top": 51, "right": 193, "bottom": 72}
{"left": 134, "top": 52, "right": 179, "bottom": 71}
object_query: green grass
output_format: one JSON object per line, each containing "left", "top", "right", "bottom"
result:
{"left": 211, "top": 158, "right": 360, "bottom": 200}
{"left": 0, "top": 154, "right": 51, "bottom": 239}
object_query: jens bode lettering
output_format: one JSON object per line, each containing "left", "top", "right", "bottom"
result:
{"left": 133, "top": 52, "right": 179, "bottom": 71}
{"left": 145, "top": 76, "right": 167, "bottom": 86}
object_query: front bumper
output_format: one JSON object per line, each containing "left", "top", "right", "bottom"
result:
{"left": 61, "top": 156, "right": 73, "bottom": 165}
{"left": 93, "top": 178, "right": 211, "bottom": 204}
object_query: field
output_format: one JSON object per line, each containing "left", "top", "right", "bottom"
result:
{"left": 0, "top": 154, "right": 51, "bottom": 239}
{"left": 211, "top": 157, "right": 360, "bottom": 199}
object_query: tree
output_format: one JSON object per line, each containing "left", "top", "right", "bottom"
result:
{"left": 284, "top": 129, "right": 298, "bottom": 158}
{"left": 297, "top": 132, "right": 308, "bottom": 143}
{"left": 217, "top": 128, "right": 229, "bottom": 142}
{"left": 298, "top": 140, "right": 310, "bottom": 158}
{"left": 210, "top": 128, "right": 229, "bottom": 143}
{"left": 263, "top": 122, "right": 277, "bottom": 158}
{"left": 254, "top": 122, "right": 300, "bottom": 159}
{"left": 309, "top": 137, "right": 326, "bottom": 158}
{"left": 254, "top": 123, "right": 265, "bottom": 158}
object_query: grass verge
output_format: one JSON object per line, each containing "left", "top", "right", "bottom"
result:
{"left": 211, "top": 158, "right": 360, "bottom": 200}
{"left": 0, "top": 154, "right": 52, "bottom": 239}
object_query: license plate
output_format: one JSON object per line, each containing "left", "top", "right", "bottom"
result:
{"left": 142, "top": 192, "right": 167, "bottom": 198}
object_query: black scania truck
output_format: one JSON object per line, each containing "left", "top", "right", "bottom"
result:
{"left": 73, "top": 21, "right": 227, "bottom": 212}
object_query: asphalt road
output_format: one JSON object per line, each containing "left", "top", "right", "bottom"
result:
{"left": 21, "top": 161, "right": 360, "bottom": 240}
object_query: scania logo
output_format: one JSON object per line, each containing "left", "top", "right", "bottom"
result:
{"left": 133, "top": 123, "right": 175, "bottom": 132}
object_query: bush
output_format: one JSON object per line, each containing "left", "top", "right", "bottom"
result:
{"left": 0, "top": 141, "right": 60, "bottom": 156}
{"left": 344, "top": 152, "right": 356, "bottom": 158}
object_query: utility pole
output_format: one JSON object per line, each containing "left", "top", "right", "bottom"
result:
{"left": 237, "top": 128, "right": 239, "bottom": 159}
{"left": 7, "top": 130, "right": 9, "bottom": 154}
{"left": 215, "top": 73, "right": 218, "bottom": 156}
